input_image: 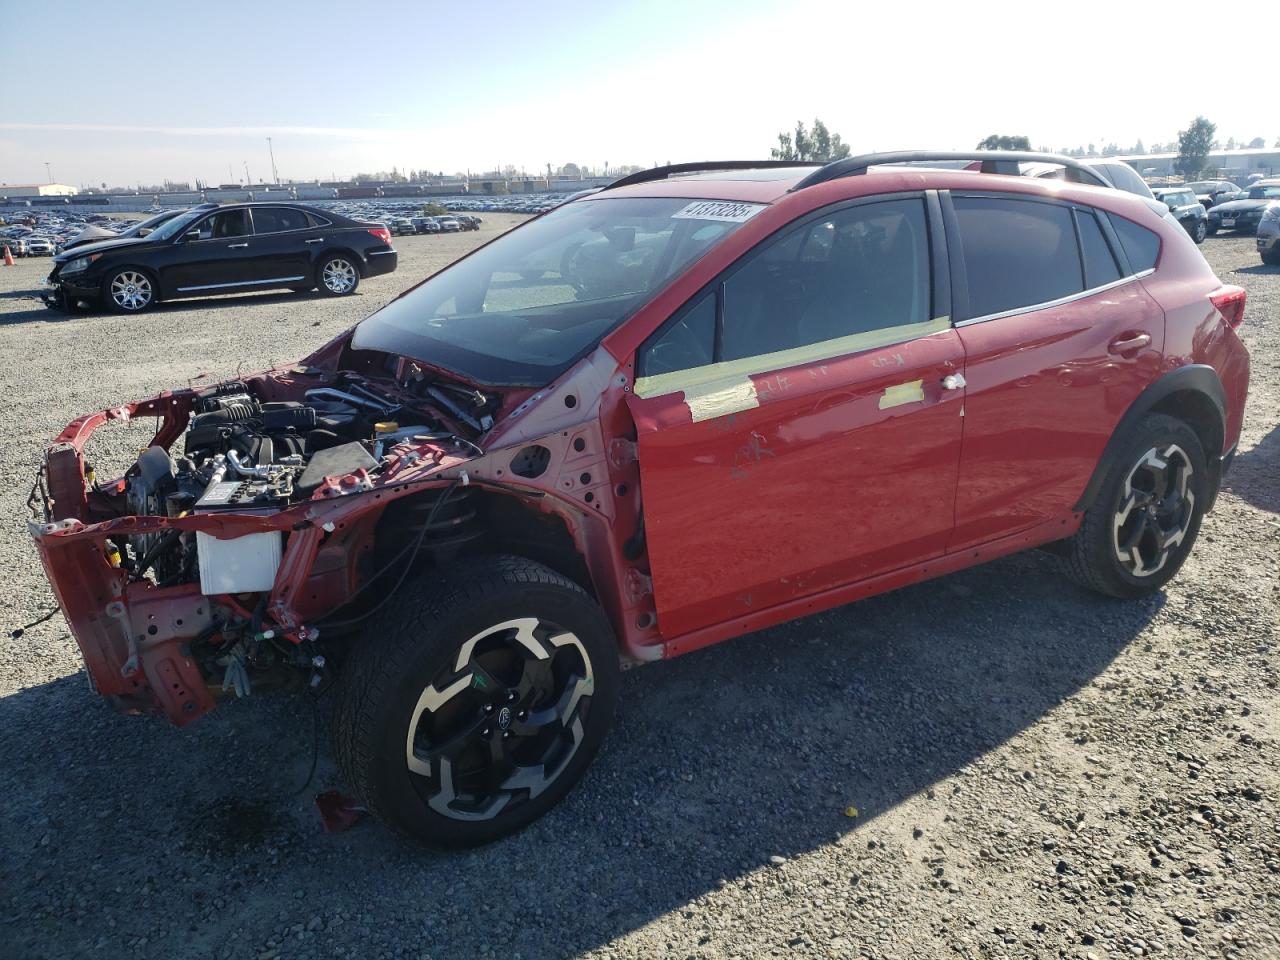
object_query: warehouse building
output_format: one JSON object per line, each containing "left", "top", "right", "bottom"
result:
{"left": 1116, "top": 147, "right": 1280, "bottom": 181}
{"left": 0, "top": 182, "right": 78, "bottom": 197}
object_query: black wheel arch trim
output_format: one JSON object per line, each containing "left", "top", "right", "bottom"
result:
{"left": 1074, "top": 364, "right": 1227, "bottom": 513}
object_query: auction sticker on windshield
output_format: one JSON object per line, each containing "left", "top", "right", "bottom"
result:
{"left": 672, "top": 200, "right": 766, "bottom": 223}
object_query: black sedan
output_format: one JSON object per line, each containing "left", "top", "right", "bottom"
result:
{"left": 42, "top": 202, "right": 398, "bottom": 313}
{"left": 1206, "top": 179, "right": 1280, "bottom": 236}
{"left": 1152, "top": 187, "right": 1208, "bottom": 243}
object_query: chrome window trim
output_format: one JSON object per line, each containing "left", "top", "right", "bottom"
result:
{"left": 953, "top": 268, "right": 1155, "bottom": 328}
{"left": 176, "top": 275, "right": 306, "bottom": 292}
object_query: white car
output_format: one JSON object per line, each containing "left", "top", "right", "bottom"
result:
{"left": 25, "top": 237, "right": 56, "bottom": 256}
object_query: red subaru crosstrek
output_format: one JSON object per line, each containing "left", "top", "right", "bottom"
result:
{"left": 30, "top": 152, "right": 1250, "bottom": 847}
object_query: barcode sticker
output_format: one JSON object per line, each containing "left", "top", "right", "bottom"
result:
{"left": 672, "top": 200, "right": 766, "bottom": 223}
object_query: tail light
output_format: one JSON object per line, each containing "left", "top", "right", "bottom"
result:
{"left": 1209, "top": 285, "right": 1246, "bottom": 329}
{"left": 367, "top": 226, "right": 392, "bottom": 245}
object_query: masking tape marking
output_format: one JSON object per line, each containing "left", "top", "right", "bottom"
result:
{"left": 878, "top": 379, "right": 924, "bottom": 410}
{"left": 684, "top": 377, "right": 759, "bottom": 423}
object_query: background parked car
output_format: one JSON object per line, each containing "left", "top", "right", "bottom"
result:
{"left": 1206, "top": 178, "right": 1280, "bottom": 235}
{"left": 1152, "top": 187, "right": 1209, "bottom": 243}
{"left": 25, "top": 237, "right": 56, "bottom": 256}
{"left": 61, "top": 209, "right": 186, "bottom": 253}
{"left": 1184, "top": 179, "right": 1239, "bottom": 209}
{"left": 1257, "top": 203, "right": 1280, "bottom": 266}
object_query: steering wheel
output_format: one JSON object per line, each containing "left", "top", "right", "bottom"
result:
{"left": 559, "top": 241, "right": 590, "bottom": 296}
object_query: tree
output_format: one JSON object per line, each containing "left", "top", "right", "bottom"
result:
{"left": 1132, "top": 139, "right": 1145, "bottom": 155}
{"left": 1176, "top": 116, "right": 1216, "bottom": 178}
{"left": 1226, "top": 137, "right": 1237, "bottom": 150}
{"left": 558, "top": 163, "right": 582, "bottom": 178}
{"left": 976, "top": 134, "right": 1031, "bottom": 151}
{"left": 771, "top": 119, "right": 851, "bottom": 162}
{"left": 1247, "top": 137, "right": 1265, "bottom": 148}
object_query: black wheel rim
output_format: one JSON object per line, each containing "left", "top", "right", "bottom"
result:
{"left": 405, "top": 617, "right": 595, "bottom": 821}
{"left": 1112, "top": 443, "right": 1195, "bottom": 578}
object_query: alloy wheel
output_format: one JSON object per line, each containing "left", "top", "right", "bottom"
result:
{"left": 405, "top": 617, "right": 595, "bottom": 821}
{"left": 1112, "top": 444, "right": 1196, "bottom": 578}
{"left": 110, "top": 271, "right": 153, "bottom": 311}
{"left": 322, "top": 258, "right": 357, "bottom": 294}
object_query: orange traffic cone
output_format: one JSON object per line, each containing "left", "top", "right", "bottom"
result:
{"left": 2, "top": 246, "right": 13, "bottom": 267}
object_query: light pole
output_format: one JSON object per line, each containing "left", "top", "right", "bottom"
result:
{"left": 244, "top": 160, "right": 251, "bottom": 185}
{"left": 266, "top": 137, "right": 279, "bottom": 184}
{"left": 44, "top": 161, "right": 53, "bottom": 183}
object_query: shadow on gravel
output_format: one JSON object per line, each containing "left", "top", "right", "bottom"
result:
{"left": 0, "top": 549, "right": 1160, "bottom": 960}
{"left": 1232, "top": 263, "right": 1279, "bottom": 275}
{"left": 1227, "top": 422, "right": 1280, "bottom": 512}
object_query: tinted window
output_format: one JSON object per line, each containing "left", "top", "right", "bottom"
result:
{"left": 194, "top": 209, "right": 249, "bottom": 240}
{"left": 252, "top": 207, "right": 311, "bottom": 233}
{"left": 719, "top": 199, "right": 931, "bottom": 361}
{"left": 953, "top": 196, "right": 1082, "bottom": 317}
{"left": 1075, "top": 210, "right": 1121, "bottom": 288}
{"left": 1107, "top": 213, "right": 1161, "bottom": 272}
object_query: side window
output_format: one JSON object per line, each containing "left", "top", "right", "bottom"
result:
{"left": 305, "top": 211, "right": 331, "bottom": 228}
{"left": 953, "top": 196, "right": 1082, "bottom": 317}
{"left": 1107, "top": 213, "right": 1161, "bottom": 273}
{"left": 252, "top": 207, "right": 310, "bottom": 234}
{"left": 720, "top": 199, "right": 931, "bottom": 361}
{"left": 637, "top": 198, "right": 933, "bottom": 382}
{"left": 196, "top": 209, "right": 249, "bottom": 240}
{"left": 637, "top": 291, "right": 716, "bottom": 377}
{"left": 1075, "top": 209, "right": 1122, "bottom": 288}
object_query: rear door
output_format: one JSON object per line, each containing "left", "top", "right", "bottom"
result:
{"left": 943, "top": 192, "right": 1165, "bottom": 550}
{"left": 626, "top": 194, "right": 966, "bottom": 640}
{"left": 245, "top": 206, "right": 318, "bottom": 285}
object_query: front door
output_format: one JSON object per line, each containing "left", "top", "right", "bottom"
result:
{"left": 162, "top": 208, "right": 258, "bottom": 295}
{"left": 626, "top": 195, "right": 966, "bottom": 640}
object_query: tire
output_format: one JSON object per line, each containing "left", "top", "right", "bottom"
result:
{"left": 1191, "top": 220, "right": 1207, "bottom": 244}
{"left": 1205, "top": 225, "right": 1219, "bottom": 237}
{"left": 316, "top": 254, "right": 360, "bottom": 297}
{"left": 1061, "top": 414, "right": 1207, "bottom": 599}
{"left": 1263, "top": 249, "right": 1280, "bottom": 267}
{"left": 332, "top": 555, "right": 619, "bottom": 848}
{"left": 102, "top": 268, "right": 157, "bottom": 313}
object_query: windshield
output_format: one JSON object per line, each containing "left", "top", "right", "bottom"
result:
{"left": 1247, "top": 186, "right": 1280, "bottom": 200}
{"left": 352, "top": 196, "right": 759, "bottom": 385}
{"left": 119, "top": 210, "right": 178, "bottom": 237}
{"left": 146, "top": 208, "right": 206, "bottom": 242}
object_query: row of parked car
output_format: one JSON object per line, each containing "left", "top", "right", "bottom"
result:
{"left": 388, "top": 214, "right": 482, "bottom": 236}
{"left": 1147, "top": 179, "right": 1280, "bottom": 261}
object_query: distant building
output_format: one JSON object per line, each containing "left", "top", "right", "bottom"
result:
{"left": 1115, "top": 147, "right": 1279, "bottom": 181}
{"left": 0, "top": 182, "right": 78, "bottom": 197}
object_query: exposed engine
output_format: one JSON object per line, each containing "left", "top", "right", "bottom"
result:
{"left": 120, "top": 377, "right": 476, "bottom": 589}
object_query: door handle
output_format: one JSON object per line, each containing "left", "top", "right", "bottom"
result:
{"left": 1108, "top": 332, "right": 1151, "bottom": 355}
{"left": 942, "top": 373, "right": 966, "bottom": 390}
{"left": 227, "top": 243, "right": 249, "bottom": 249}
{"left": 304, "top": 238, "right": 323, "bottom": 244}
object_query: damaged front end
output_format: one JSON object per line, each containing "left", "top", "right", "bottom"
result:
{"left": 30, "top": 364, "right": 494, "bottom": 725}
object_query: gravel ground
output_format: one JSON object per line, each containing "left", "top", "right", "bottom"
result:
{"left": 0, "top": 227, "right": 1276, "bottom": 960}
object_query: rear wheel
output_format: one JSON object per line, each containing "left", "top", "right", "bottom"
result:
{"left": 1061, "top": 414, "right": 1207, "bottom": 598}
{"left": 1263, "top": 249, "right": 1280, "bottom": 267}
{"left": 332, "top": 555, "right": 619, "bottom": 848}
{"left": 316, "top": 254, "right": 360, "bottom": 297}
{"left": 103, "top": 268, "right": 156, "bottom": 313}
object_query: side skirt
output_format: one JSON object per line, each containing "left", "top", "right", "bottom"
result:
{"left": 655, "top": 513, "right": 1084, "bottom": 660}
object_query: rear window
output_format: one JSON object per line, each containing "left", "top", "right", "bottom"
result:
{"left": 953, "top": 196, "right": 1083, "bottom": 318}
{"left": 1107, "top": 214, "right": 1161, "bottom": 273}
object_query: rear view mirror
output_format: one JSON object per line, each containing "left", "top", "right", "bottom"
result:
{"left": 182, "top": 229, "right": 200, "bottom": 242}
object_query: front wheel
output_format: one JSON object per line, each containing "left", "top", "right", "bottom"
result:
{"left": 1263, "top": 249, "right": 1280, "bottom": 267}
{"left": 316, "top": 255, "right": 360, "bottom": 297}
{"left": 1191, "top": 220, "right": 1207, "bottom": 244}
{"left": 1060, "top": 414, "right": 1207, "bottom": 599}
{"left": 103, "top": 268, "right": 156, "bottom": 313}
{"left": 332, "top": 555, "right": 619, "bottom": 848}
{"left": 1205, "top": 225, "right": 1219, "bottom": 237}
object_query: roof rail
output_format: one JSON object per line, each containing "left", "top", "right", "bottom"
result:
{"left": 605, "top": 160, "right": 822, "bottom": 191}
{"left": 790, "top": 151, "right": 1111, "bottom": 191}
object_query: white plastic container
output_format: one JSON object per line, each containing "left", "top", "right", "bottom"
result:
{"left": 196, "top": 531, "right": 283, "bottom": 595}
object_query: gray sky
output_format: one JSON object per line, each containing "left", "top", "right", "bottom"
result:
{"left": 1, "top": 0, "right": 1271, "bottom": 187}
